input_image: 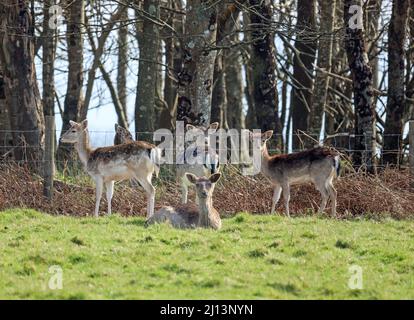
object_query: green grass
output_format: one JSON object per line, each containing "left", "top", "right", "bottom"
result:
{"left": 0, "top": 209, "right": 413, "bottom": 299}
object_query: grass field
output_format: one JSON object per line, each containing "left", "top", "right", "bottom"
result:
{"left": 0, "top": 209, "right": 413, "bottom": 299}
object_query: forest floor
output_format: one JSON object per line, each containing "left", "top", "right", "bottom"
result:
{"left": 0, "top": 209, "right": 413, "bottom": 299}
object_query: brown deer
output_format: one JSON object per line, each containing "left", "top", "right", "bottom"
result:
{"left": 251, "top": 130, "right": 340, "bottom": 217}
{"left": 146, "top": 173, "right": 222, "bottom": 229}
{"left": 176, "top": 122, "right": 220, "bottom": 204}
{"left": 60, "top": 120, "right": 160, "bottom": 217}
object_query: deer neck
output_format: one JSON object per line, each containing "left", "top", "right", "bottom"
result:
{"left": 261, "top": 143, "right": 271, "bottom": 171}
{"left": 75, "top": 129, "right": 92, "bottom": 166}
{"left": 198, "top": 197, "right": 214, "bottom": 226}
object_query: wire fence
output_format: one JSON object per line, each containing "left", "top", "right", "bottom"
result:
{"left": 0, "top": 129, "right": 410, "bottom": 169}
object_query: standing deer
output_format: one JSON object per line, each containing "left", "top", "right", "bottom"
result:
{"left": 146, "top": 173, "right": 222, "bottom": 229}
{"left": 251, "top": 130, "right": 340, "bottom": 217}
{"left": 177, "top": 122, "right": 220, "bottom": 204}
{"left": 60, "top": 120, "right": 160, "bottom": 217}
{"left": 114, "top": 123, "right": 134, "bottom": 145}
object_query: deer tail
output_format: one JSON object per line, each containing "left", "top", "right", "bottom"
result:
{"left": 333, "top": 155, "right": 341, "bottom": 178}
{"left": 150, "top": 147, "right": 161, "bottom": 178}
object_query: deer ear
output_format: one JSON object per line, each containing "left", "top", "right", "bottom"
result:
{"left": 208, "top": 122, "right": 219, "bottom": 132}
{"left": 262, "top": 130, "right": 273, "bottom": 140}
{"left": 81, "top": 119, "right": 88, "bottom": 129}
{"left": 69, "top": 120, "right": 77, "bottom": 127}
{"left": 185, "top": 173, "right": 198, "bottom": 184}
{"left": 186, "top": 124, "right": 196, "bottom": 131}
{"left": 209, "top": 173, "right": 221, "bottom": 184}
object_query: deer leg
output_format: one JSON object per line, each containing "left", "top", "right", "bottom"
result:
{"left": 181, "top": 178, "right": 188, "bottom": 204}
{"left": 282, "top": 184, "right": 291, "bottom": 218}
{"left": 136, "top": 174, "right": 156, "bottom": 218}
{"left": 316, "top": 181, "right": 329, "bottom": 214}
{"left": 94, "top": 178, "right": 104, "bottom": 217}
{"left": 328, "top": 182, "right": 337, "bottom": 217}
{"left": 271, "top": 185, "right": 282, "bottom": 214}
{"left": 105, "top": 181, "right": 114, "bottom": 216}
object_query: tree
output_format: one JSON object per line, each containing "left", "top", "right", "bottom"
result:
{"left": 57, "top": 0, "right": 85, "bottom": 164}
{"left": 0, "top": 62, "right": 12, "bottom": 157}
{"left": 135, "top": 0, "right": 161, "bottom": 141}
{"left": 308, "top": 0, "right": 336, "bottom": 144}
{"left": 290, "top": 0, "right": 317, "bottom": 149}
{"left": 225, "top": 41, "right": 244, "bottom": 130}
{"left": 382, "top": 0, "right": 410, "bottom": 166}
{"left": 249, "top": 0, "right": 281, "bottom": 146}
{"left": 43, "top": 0, "right": 56, "bottom": 118}
{"left": 0, "top": 0, "right": 44, "bottom": 168}
{"left": 160, "top": 0, "right": 184, "bottom": 130}
{"left": 117, "top": 9, "right": 129, "bottom": 127}
{"left": 176, "top": 0, "right": 218, "bottom": 126}
{"left": 344, "top": 0, "right": 376, "bottom": 171}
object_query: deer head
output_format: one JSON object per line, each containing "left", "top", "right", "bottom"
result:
{"left": 114, "top": 123, "right": 134, "bottom": 144}
{"left": 249, "top": 130, "right": 274, "bottom": 151}
{"left": 185, "top": 122, "right": 219, "bottom": 149}
{"left": 60, "top": 120, "right": 88, "bottom": 144}
{"left": 185, "top": 172, "right": 221, "bottom": 201}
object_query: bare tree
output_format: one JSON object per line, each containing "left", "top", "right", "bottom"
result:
{"left": 57, "top": 0, "right": 85, "bottom": 164}
{"left": 43, "top": 0, "right": 56, "bottom": 118}
{"left": 308, "top": 0, "right": 336, "bottom": 143}
{"left": 135, "top": 0, "right": 161, "bottom": 141}
{"left": 225, "top": 40, "right": 244, "bottom": 130}
{"left": 248, "top": 0, "right": 281, "bottom": 146}
{"left": 0, "top": 0, "right": 45, "bottom": 167}
{"left": 117, "top": 8, "right": 129, "bottom": 126}
{"left": 290, "top": 0, "right": 317, "bottom": 149}
{"left": 176, "top": 0, "right": 218, "bottom": 125}
{"left": 344, "top": 0, "right": 376, "bottom": 170}
{"left": 382, "top": 0, "right": 410, "bottom": 165}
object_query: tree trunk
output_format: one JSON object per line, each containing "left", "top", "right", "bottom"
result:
{"left": 117, "top": 8, "right": 129, "bottom": 126}
{"left": 225, "top": 45, "right": 244, "bottom": 130}
{"left": 0, "top": 62, "right": 12, "bottom": 159}
{"left": 43, "top": 0, "right": 55, "bottom": 117}
{"left": 160, "top": 0, "right": 184, "bottom": 130}
{"left": 382, "top": 0, "right": 410, "bottom": 166}
{"left": 344, "top": 0, "right": 377, "bottom": 171}
{"left": 243, "top": 12, "right": 257, "bottom": 129}
{"left": 176, "top": 0, "right": 218, "bottom": 126}
{"left": 57, "top": 0, "right": 85, "bottom": 165}
{"left": 290, "top": 0, "right": 317, "bottom": 150}
{"left": 249, "top": 0, "right": 281, "bottom": 147}
{"left": 308, "top": 0, "right": 336, "bottom": 145}
{"left": 135, "top": 0, "right": 160, "bottom": 141}
{"left": 211, "top": 53, "right": 227, "bottom": 128}
{"left": 0, "top": 0, "right": 44, "bottom": 168}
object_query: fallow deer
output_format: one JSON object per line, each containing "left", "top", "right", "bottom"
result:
{"left": 251, "top": 130, "right": 340, "bottom": 217}
{"left": 177, "top": 122, "right": 220, "bottom": 204}
{"left": 60, "top": 120, "right": 160, "bottom": 217}
{"left": 114, "top": 123, "right": 134, "bottom": 145}
{"left": 146, "top": 173, "right": 222, "bottom": 229}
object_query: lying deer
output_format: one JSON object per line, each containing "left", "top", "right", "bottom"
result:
{"left": 60, "top": 120, "right": 160, "bottom": 217}
{"left": 251, "top": 130, "right": 340, "bottom": 217}
{"left": 146, "top": 173, "right": 222, "bottom": 229}
{"left": 177, "top": 122, "right": 220, "bottom": 204}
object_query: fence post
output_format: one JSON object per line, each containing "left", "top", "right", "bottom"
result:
{"left": 43, "top": 115, "right": 55, "bottom": 200}
{"left": 410, "top": 121, "right": 414, "bottom": 188}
